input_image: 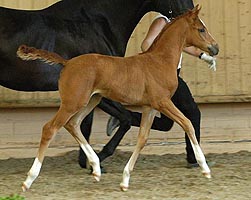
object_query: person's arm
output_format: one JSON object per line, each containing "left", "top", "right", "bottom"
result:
{"left": 141, "top": 17, "right": 167, "bottom": 52}
{"left": 183, "top": 46, "right": 202, "bottom": 57}
{"left": 183, "top": 46, "right": 217, "bottom": 71}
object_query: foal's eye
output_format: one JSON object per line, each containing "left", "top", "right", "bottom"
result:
{"left": 198, "top": 28, "right": 205, "bottom": 33}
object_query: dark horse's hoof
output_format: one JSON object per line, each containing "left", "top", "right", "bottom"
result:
{"left": 78, "top": 158, "right": 87, "bottom": 169}
{"left": 78, "top": 149, "right": 106, "bottom": 173}
{"left": 79, "top": 160, "right": 106, "bottom": 173}
{"left": 100, "top": 166, "right": 107, "bottom": 173}
{"left": 89, "top": 166, "right": 107, "bottom": 174}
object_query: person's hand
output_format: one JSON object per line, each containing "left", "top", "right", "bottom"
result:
{"left": 200, "top": 53, "right": 216, "bottom": 71}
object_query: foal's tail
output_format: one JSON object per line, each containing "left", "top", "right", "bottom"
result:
{"left": 17, "top": 45, "right": 67, "bottom": 65}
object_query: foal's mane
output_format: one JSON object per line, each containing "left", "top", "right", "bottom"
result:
{"left": 145, "top": 8, "right": 195, "bottom": 53}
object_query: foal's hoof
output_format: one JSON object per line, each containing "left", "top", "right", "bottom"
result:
{"left": 203, "top": 172, "right": 211, "bottom": 179}
{"left": 92, "top": 173, "right": 101, "bottom": 182}
{"left": 21, "top": 183, "right": 28, "bottom": 192}
{"left": 120, "top": 183, "right": 129, "bottom": 192}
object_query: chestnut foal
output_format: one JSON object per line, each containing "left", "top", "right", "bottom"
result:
{"left": 17, "top": 5, "right": 218, "bottom": 191}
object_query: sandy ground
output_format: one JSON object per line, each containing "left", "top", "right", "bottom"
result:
{"left": 0, "top": 142, "right": 251, "bottom": 200}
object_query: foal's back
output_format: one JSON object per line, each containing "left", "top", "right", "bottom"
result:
{"left": 60, "top": 53, "right": 154, "bottom": 105}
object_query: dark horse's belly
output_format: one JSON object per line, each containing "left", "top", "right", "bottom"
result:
{"left": 0, "top": 51, "right": 63, "bottom": 91}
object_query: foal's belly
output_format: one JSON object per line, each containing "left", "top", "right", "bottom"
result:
{"left": 100, "top": 89, "right": 149, "bottom": 106}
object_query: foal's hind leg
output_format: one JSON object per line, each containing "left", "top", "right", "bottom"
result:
{"left": 156, "top": 98, "right": 210, "bottom": 178}
{"left": 120, "top": 106, "right": 157, "bottom": 191}
{"left": 64, "top": 95, "right": 102, "bottom": 181}
{"left": 22, "top": 106, "right": 78, "bottom": 191}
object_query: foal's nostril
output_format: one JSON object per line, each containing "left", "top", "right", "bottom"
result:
{"left": 208, "top": 45, "right": 219, "bottom": 56}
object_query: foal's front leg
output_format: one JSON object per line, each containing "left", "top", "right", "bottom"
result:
{"left": 120, "top": 106, "right": 157, "bottom": 191}
{"left": 157, "top": 98, "right": 211, "bottom": 178}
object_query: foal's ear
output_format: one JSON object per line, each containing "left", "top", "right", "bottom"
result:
{"left": 192, "top": 4, "right": 201, "bottom": 13}
{"left": 189, "top": 4, "right": 201, "bottom": 21}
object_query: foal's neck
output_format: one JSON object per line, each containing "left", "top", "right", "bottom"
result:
{"left": 148, "top": 18, "right": 188, "bottom": 69}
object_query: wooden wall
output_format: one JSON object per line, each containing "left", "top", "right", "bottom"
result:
{"left": 0, "top": 0, "right": 250, "bottom": 107}
{"left": 0, "top": 0, "right": 58, "bottom": 10}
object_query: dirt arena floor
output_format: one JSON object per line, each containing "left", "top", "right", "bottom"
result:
{"left": 0, "top": 143, "right": 251, "bottom": 200}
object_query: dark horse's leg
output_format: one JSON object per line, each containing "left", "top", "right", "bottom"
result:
{"left": 96, "top": 98, "right": 132, "bottom": 162}
{"left": 79, "top": 98, "right": 132, "bottom": 167}
{"left": 79, "top": 111, "right": 94, "bottom": 168}
{"left": 131, "top": 112, "right": 174, "bottom": 131}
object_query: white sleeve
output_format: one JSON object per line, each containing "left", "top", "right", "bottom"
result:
{"left": 154, "top": 13, "right": 171, "bottom": 23}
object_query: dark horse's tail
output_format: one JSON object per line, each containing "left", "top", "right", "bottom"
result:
{"left": 17, "top": 45, "right": 67, "bottom": 66}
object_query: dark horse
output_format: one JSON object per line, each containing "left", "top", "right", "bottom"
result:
{"left": 0, "top": 0, "right": 194, "bottom": 167}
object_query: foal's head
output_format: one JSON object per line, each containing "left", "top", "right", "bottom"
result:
{"left": 184, "top": 5, "right": 219, "bottom": 56}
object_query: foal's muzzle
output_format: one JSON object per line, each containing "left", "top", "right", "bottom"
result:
{"left": 208, "top": 44, "right": 219, "bottom": 56}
